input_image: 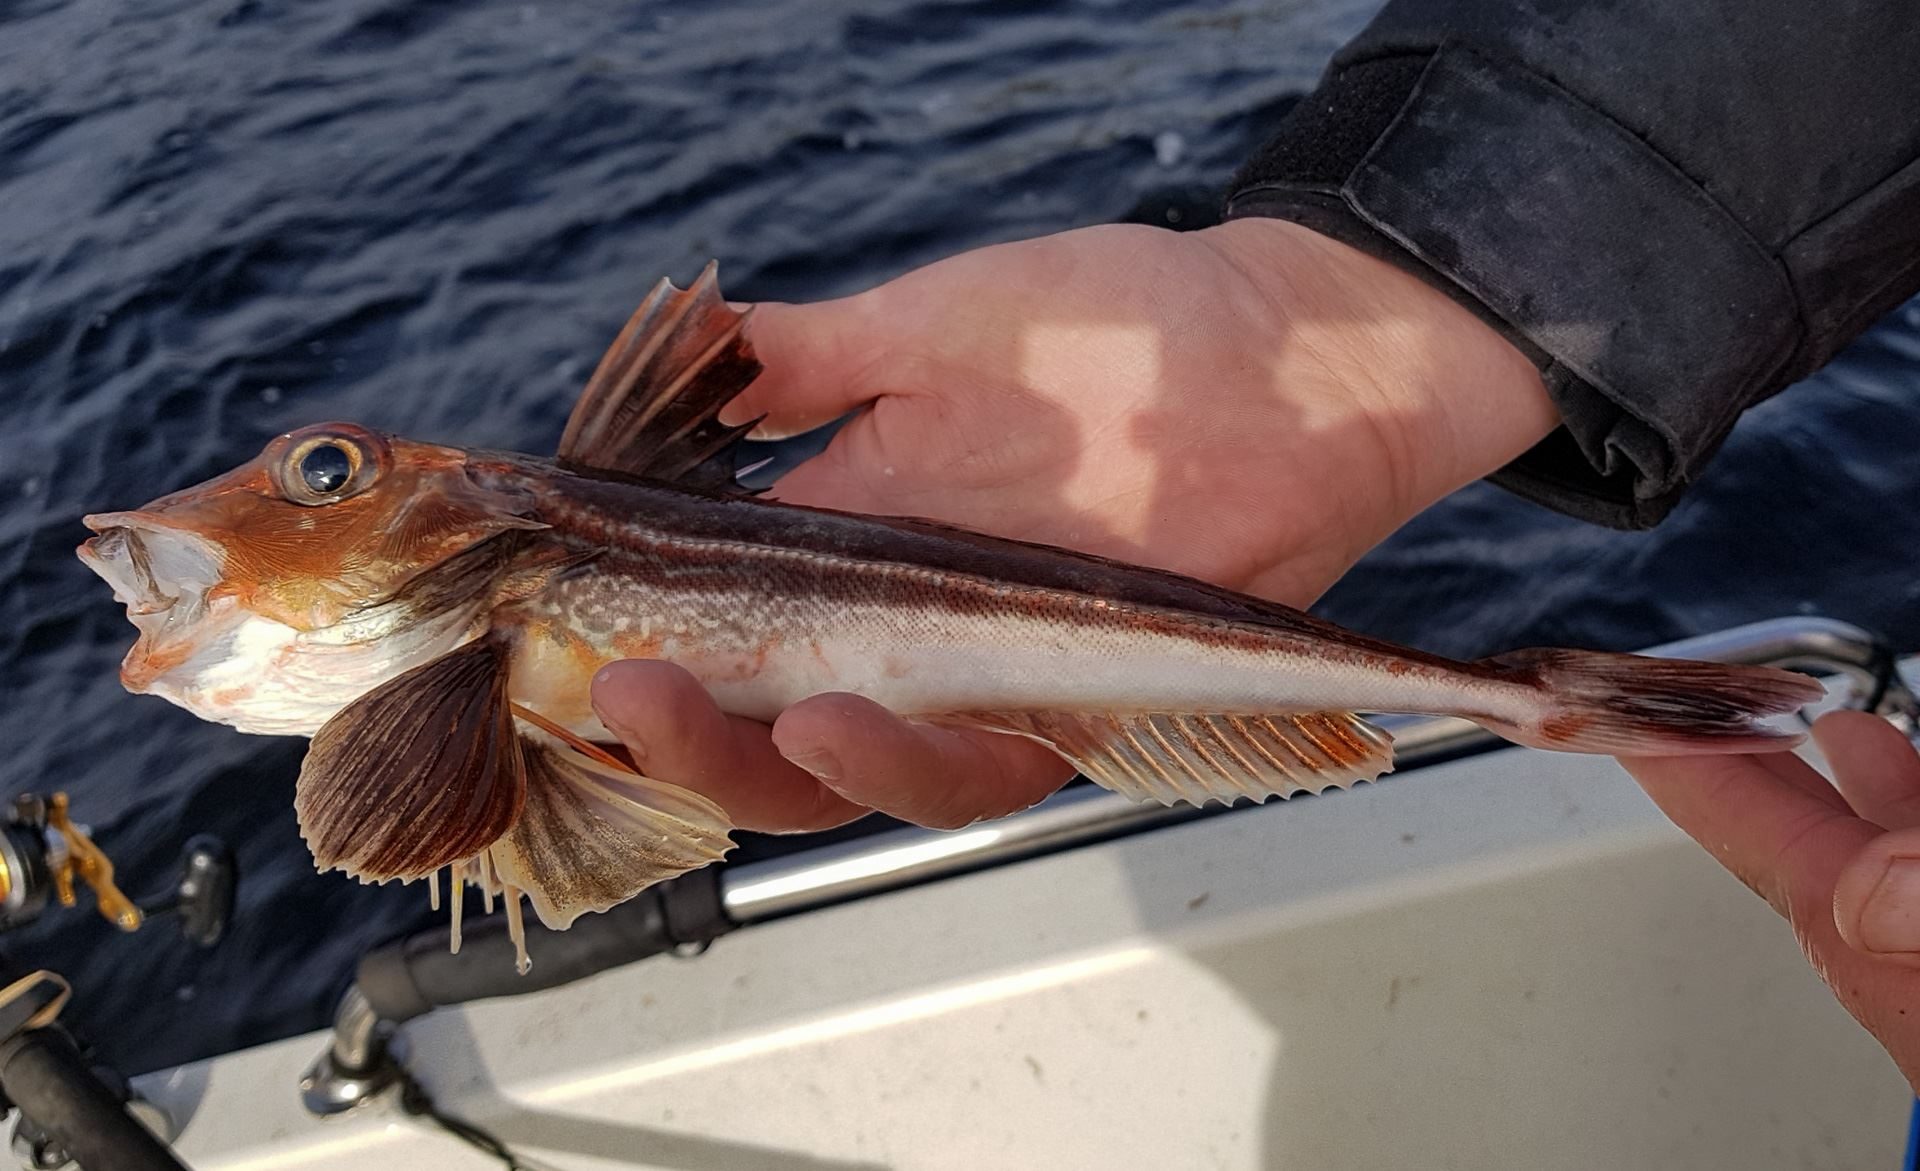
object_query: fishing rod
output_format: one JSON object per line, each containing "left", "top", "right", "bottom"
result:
{"left": 0, "top": 794, "right": 235, "bottom": 1171}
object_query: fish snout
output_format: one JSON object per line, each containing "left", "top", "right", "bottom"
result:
{"left": 78, "top": 525, "right": 175, "bottom": 615}
{"left": 77, "top": 514, "right": 222, "bottom": 617}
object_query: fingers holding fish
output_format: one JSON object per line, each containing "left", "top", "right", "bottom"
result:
{"left": 769, "top": 693, "right": 1076, "bottom": 831}
{"left": 723, "top": 235, "right": 1037, "bottom": 444}
{"left": 1809, "top": 712, "right": 1920, "bottom": 963}
{"left": 1622, "top": 744, "right": 1870, "bottom": 921}
{"left": 1619, "top": 710, "right": 1908, "bottom": 964}
{"left": 1823, "top": 827, "right": 1920, "bottom": 1089}
{"left": 720, "top": 294, "right": 895, "bottom": 441}
{"left": 588, "top": 661, "right": 1077, "bottom": 832}
{"left": 1833, "top": 828, "right": 1920, "bottom": 968}
{"left": 1624, "top": 714, "right": 1920, "bottom": 1090}
{"left": 1814, "top": 709, "right": 1920, "bottom": 828}
{"left": 589, "top": 660, "right": 866, "bottom": 833}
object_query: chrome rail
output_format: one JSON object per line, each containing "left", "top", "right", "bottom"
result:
{"left": 720, "top": 616, "right": 1907, "bottom": 923}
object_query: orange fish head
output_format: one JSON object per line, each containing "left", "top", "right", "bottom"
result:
{"left": 78, "top": 422, "right": 542, "bottom": 704}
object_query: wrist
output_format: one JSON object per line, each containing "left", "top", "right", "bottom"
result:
{"left": 1199, "top": 216, "right": 1559, "bottom": 517}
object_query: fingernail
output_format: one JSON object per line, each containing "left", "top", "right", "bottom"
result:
{"left": 589, "top": 663, "right": 646, "bottom": 744}
{"left": 783, "top": 745, "right": 842, "bottom": 785}
{"left": 1860, "top": 857, "right": 1920, "bottom": 954}
{"left": 590, "top": 662, "right": 635, "bottom": 709}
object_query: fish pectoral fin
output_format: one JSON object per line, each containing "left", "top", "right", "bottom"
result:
{"left": 485, "top": 729, "right": 735, "bottom": 932}
{"left": 296, "top": 634, "right": 526, "bottom": 881}
{"left": 556, "top": 261, "right": 765, "bottom": 493}
{"left": 940, "top": 710, "right": 1396, "bottom": 806}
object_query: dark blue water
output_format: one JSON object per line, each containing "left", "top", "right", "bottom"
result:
{"left": 2, "top": 0, "right": 1916, "bottom": 1077}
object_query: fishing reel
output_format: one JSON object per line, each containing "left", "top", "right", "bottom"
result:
{"left": 0, "top": 793, "right": 233, "bottom": 946}
{"left": 0, "top": 794, "right": 237, "bottom": 1171}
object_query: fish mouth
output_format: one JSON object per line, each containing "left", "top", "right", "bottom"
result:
{"left": 80, "top": 528, "right": 175, "bottom": 615}
{"left": 79, "top": 512, "right": 222, "bottom": 617}
{"left": 77, "top": 514, "right": 230, "bottom": 694}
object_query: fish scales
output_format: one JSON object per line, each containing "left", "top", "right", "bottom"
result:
{"left": 487, "top": 458, "right": 1527, "bottom": 734}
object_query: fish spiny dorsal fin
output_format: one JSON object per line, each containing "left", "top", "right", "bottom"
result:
{"left": 557, "top": 261, "right": 767, "bottom": 492}
{"left": 938, "top": 710, "right": 1397, "bottom": 806}
{"left": 295, "top": 633, "right": 526, "bottom": 881}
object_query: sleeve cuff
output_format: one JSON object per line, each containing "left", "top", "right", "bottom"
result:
{"left": 1226, "top": 45, "right": 1803, "bottom": 528}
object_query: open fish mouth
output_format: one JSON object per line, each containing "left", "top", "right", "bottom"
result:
{"left": 78, "top": 513, "right": 223, "bottom": 617}
{"left": 77, "top": 513, "right": 232, "bottom": 694}
{"left": 80, "top": 526, "right": 178, "bottom": 615}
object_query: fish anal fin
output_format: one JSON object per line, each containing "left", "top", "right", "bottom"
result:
{"left": 486, "top": 730, "right": 734, "bottom": 932}
{"left": 296, "top": 634, "right": 525, "bottom": 881}
{"left": 558, "top": 261, "right": 764, "bottom": 491}
{"left": 942, "top": 710, "right": 1396, "bottom": 806}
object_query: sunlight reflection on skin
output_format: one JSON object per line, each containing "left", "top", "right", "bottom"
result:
{"left": 1018, "top": 317, "right": 1166, "bottom": 551}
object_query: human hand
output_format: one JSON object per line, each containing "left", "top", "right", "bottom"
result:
{"left": 592, "top": 219, "right": 1557, "bottom": 832}
{"left": 1623, "top": 710, "right": 1920, "bottom": 1092}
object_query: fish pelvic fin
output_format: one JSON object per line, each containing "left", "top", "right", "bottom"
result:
{"left": 296, "top": 633, "right": 526, "bottom": 882}
{"left": 1475, "top": 649, "right": 1825, "bottom": 755}
{"left": 943, "top": 710, "right": 1396, "bottom": 806}
{"left": 483, "top": 729, "right": 735, "bottom": 933}
{"left": 557, "top": 261, "right": 765, "bottom": 492}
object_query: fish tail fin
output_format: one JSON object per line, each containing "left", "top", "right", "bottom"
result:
{"left": 1475, "top": 648, "right": 1825, "bottom": 755}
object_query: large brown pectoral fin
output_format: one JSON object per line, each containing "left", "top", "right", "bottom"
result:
{"left": 487, "top": 731, "right": 735, "bottom": 931}
{"left": 296, "top": 635, "right": 526, "bottom": 882}
{"left": 940, "top": 710, "right": 1397, "bottom": 806}
{"left": 557, "top": 261, "right": 766, "bottom": 491}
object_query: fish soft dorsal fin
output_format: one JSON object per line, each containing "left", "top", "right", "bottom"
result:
{"left": 484, "top": 729, "right": 734, "bottom": 931}
{"left": 295, "top": 634, "right": 526, "bottom": 881}
{"left": 557, "top": 261, "right": 766, "bottom": 491}
{"left": 939, "top": 710, "right": 1397, "bottom": 806}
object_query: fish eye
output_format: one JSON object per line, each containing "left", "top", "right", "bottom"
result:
{"left": 300, "top": 443, "right": 353, "bottom": 495}
{"left": 278, "top": 427, "right": 382, "bottom": 505}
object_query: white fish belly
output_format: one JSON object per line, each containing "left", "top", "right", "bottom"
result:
{"left": 513, "top": 572, "right": 1537, "bottom": 739}
{"left": 685, "top": 602, "right": 1524, "bottom": 725}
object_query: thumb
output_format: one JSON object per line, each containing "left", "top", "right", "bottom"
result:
{"left": 1835, "top": 827, "right": 1920, "bottom": 966}
{"left": 724, "top": 293, "right": 893, "bottom": 439}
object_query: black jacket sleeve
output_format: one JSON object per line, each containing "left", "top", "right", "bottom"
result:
{"left": 1225, "top": 0, "right": 1920, "bottom": 528}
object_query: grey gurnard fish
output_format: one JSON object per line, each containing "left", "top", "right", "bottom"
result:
{"left": 77, "top": 264, "right": 1825, "bottom": 971}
